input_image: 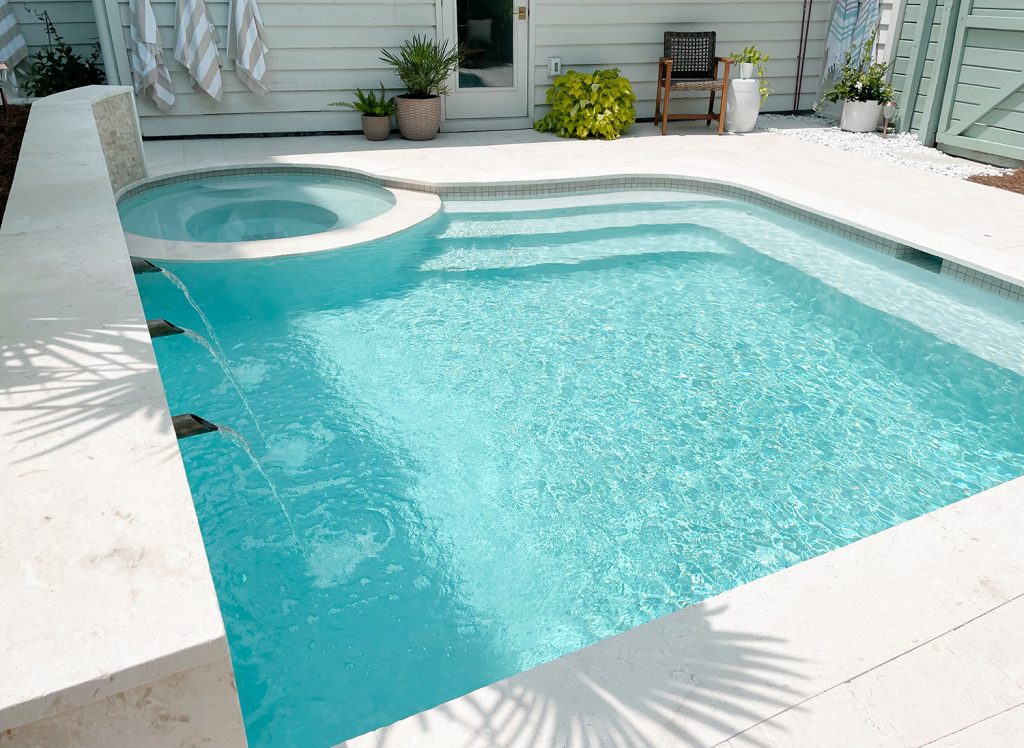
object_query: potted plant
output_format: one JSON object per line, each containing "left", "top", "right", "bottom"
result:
{"left": 380, "top": 35, "right": 464, "bottom": 141}
{"left": 820, "top": 32, "right": 895, "bottom": 133}
{"left": 725, "top": 46, "right": 770, "bottom": 133}
{"left": 331, "top": 84, "right": 395, "bottom": 141}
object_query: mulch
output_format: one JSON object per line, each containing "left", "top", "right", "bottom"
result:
{"left": 1, "top": 104, "right": 31, "bottom": 223}
{"left": 968, "top": 168, "right": 1024, "bottom": 196}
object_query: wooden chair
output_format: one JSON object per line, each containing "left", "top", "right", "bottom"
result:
{"left": 655, "top": 31, "right": 732, "bottom": 135}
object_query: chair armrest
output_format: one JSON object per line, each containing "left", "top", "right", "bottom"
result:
{"left": 659, "top": 56, "right": 672, "bottom": 63}
{"left": 715, "top": 57, "right": 734, "bottom": 64}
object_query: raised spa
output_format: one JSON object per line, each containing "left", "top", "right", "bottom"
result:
{"left": 118, "top": 171, "right": 395, "bottom": 242}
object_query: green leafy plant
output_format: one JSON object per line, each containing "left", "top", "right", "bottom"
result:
{"left": 22, "top": 11, "right": 105, "bottom": 97}
{"left": 534, "top": 69, "right": 637, "bottom": 140}
{"left": 729, "top": 45, "right": 771, "bottom": 104}
{"left": 379, "top": 35, "right": 464, "bottom": 97}
{"left": 820, "top": 31, "right": 894, "bottom": 104}
{"left": 331, "top": 83, "right": 395, "bottom": 116}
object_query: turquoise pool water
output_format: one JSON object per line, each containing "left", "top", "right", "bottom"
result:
{"left": 136, "top": 193, "right": 1024, "bottom": 747}
{"left": 119, "top": 172, "right": 394, "bottom": 242}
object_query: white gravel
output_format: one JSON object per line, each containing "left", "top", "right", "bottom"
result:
{"left": 759, "top": 114, "right": 1009, "bottom": 180}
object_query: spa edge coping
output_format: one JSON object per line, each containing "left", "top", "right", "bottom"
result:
{"left": 117, "top": 164, "right": 1022, "bottom": 305}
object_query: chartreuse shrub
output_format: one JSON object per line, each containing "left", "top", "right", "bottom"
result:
{"left": 534, "top": 69, "right": 636, "bottom": 140}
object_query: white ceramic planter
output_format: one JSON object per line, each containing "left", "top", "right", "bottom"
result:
{"left": 726, "top": 77, "right": 761, "bottom": 133}
{"left": 738, "top": 62, "right": 755, "bottom": 79}
{"left": 840, "top": 100, "right": 882, "bottom": 133}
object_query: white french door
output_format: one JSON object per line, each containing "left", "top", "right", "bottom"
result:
{"left": 441, "top": 0, "right": 530, "bottom": 119}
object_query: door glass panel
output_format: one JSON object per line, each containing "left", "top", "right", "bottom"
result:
{"left": 457, "top": 0, "right": 515, "bottom": 88}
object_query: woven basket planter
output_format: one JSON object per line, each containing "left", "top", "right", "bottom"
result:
{"left": 395, "top": 95, "right": 442, "bottom": 141}
{"left": 361, "top": 114, "right": 392, "bottom": 141}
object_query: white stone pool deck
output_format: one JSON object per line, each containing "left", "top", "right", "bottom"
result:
{"left": 144, "top": 125, "right": 1024, "bottom": 747}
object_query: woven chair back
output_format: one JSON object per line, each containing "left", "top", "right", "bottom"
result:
{"left": 664, "top": 31, "right": 716, "bottom": 79}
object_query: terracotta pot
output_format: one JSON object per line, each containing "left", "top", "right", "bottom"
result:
{"left": 361, "top": 114, "right": 391, "bottom": 141}
{"left": 840, "top": 100, "right": 882, "bottom": 133}
{"left": 395, "top": 95, "right": 442, "bottom": 141}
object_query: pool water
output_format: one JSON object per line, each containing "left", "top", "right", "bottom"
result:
{"left": 119, "top": 172, "right": 394, "bottom": 242}
{"left": 136, "top": 193, "right": 1024, "bottom": 747}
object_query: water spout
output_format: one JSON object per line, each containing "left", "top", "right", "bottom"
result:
{"left": 172, "top": 413, "right": 219, "bottom": 439}
{"left": 131, "top": 256, "right": 162, "bottom": 274}
{"left": 148, "top": 318, "right": 186, "bottom": 338}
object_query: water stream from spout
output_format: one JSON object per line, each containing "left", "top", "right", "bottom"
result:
{"left": 161, "top": 269, "right": 268, "bottom": 445}
{"left": 217, "top": 425, "right": 304, "bottom": 552}
{"left": 181, "top": 329, "right": 269, "bottom": 444}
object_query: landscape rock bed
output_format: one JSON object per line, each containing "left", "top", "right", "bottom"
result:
{"left": 761, "top": 114, "right": 1009, "bottom": 181}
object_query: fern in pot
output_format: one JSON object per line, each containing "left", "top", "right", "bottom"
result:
{"left": 332, "top": 84, "right": 395, "bottom": 141}
{"left": 380, "top": 35, "right": 463, "bottom": 141}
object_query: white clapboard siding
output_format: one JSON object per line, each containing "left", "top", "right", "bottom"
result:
{"left": 877, "top": 0, "right": 905, "bottom": 63}
{"left": 114, "top": 0, "right": 841, "bottom": 136}
{"left": 114, "top": 0, "right": 436, "bottom": 135}
{"left": 11, "top": 0, "right": 103, "bottom": 68}
{"left": 532, "top": 0, "right": 833, "bottom": 118}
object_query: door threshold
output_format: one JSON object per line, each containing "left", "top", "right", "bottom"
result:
{"left": 441, "top": 117, "right": 534, "bottom": 132}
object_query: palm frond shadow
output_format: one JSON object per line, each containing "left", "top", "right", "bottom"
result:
{"left": 0, "top": 319, "right": 175, "bottom": 462}
{"left": 358, "top": 601, "right": 805, "bottom": 748}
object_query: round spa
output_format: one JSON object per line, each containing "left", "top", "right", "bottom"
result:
{"left": 118, "top": 171, "right": 396, "bottom": 243}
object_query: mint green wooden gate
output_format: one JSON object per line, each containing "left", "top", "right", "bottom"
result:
{"left": 893, "top": 0, "right": 1024, "bottom": 166}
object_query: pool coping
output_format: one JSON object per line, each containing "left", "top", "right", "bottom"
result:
{"left": 120, "top": 163, "right": 1022, "bottom": 304}
{"left": 0, "top": 87, "right": 247, "bottom": 744}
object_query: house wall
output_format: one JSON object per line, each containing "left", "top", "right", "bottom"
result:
{"left": 877, "top": 0, "right": 905, "bottom": 62}
{"left": 10, "top": 0, "right": 102, "bottom": 67}
{"left": 531, "top": 0, "right": 832, "bottom": 118}
{"left": 111, "top": 0, "right": 438, "bottom": 137}
{"left": 107, "top": 0, "right": 836, "bottom": 137}
{"left": 890, "top": 0, "right": 949, "bottom": 132}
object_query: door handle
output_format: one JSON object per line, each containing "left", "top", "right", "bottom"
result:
{"left": 517, "top": 6, "right": 527, "bottom": 20}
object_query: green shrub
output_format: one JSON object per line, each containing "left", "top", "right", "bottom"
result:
{"left": 534, "top": 69, "right": 636, "bottom": 140}
{"left": 22, "top": 11, "right": 105, "bottom": 97}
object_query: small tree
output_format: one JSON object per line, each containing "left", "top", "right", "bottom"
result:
{"left": 22, "top": 11, "right": 106, "bottom": 98}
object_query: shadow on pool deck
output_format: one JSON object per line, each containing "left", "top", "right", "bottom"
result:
{"left": 342, "top": 600, "right": 805, "bottom": 748}
{"left": 0, "top": 319, "right": 173, "bottom": 463}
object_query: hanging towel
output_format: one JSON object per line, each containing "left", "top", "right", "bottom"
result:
{"left": 823, "top": 0, "right": 859, "bottom": 75}
{"left": 175, "top": 0, "right": 223, "bottom": 101}
{"left": 229, "top": 0, "right": 269, "bottom": 97}
{"left": 129, "top": 0, "right": 175, "bottom": 111}
{"left": 852, "top": 0, "right": 881, "bottom": 60}
{"left": 0, "top": 0, "right": 28, "bottom": 86}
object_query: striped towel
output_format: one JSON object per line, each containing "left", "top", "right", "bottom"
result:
{"left": 129, "top": 0, "right": 175, "bottom": 111}
{"left": 852, "top": 0, "right": 881, "bottom": 60}
{"left": 824, "top": 0, "right": 859, "bottom": 75}
{"left": 0, "top": 0, "right": 28, "bottom": 85}
{"left": 175, "top": 0, "right": 223, "bottom": 101}
{"left": 229, "top": 0, "right": 270, "bottom": 97}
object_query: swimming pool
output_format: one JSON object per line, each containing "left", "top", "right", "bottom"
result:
{"left": 135, "top": 191, "right": 1024, "bottom": 747}
{"left": 119, "top": 172, "right": 395, "bottom": 243}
